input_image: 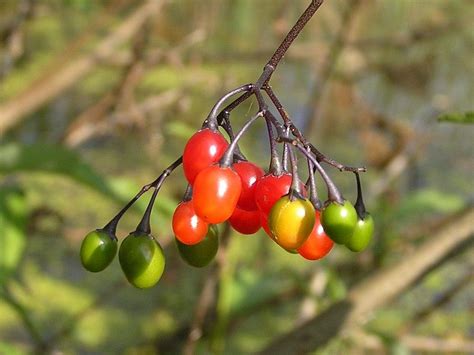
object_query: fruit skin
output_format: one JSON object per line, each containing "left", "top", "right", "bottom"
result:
{"left": 345, "top": 214, "right": 374, "bottom": 252}
{"left": 172, "top": 201, "right": 208, "bottom": 245}
{"left": 176, "top": 225, "right": 219, "bottom": 267}
{"left": 321, "top": 200, "right": 358, "bottom": 244}
{"left": 183, "top": 129, "right": 228, "bottom": 184}
{"left": 255, "top": 173, "right": 306, "bottom": 238}
{"left": 233, "top": 161, "right": 264, "bottom": 211}
{"left": 193, "top": 165, "right": 242, "bottom": 224}
{"left": 268, "top": 195, "right": 316, "bottom": 250}
{"left": 119, "top": 233, "right": 165, "bottom": 289}
{"left": 229, "top": 207, "right": 261, "bottom": 235}
{"left": 254, "top": 173, "right": 294, "bottom": 216}
{"left": 297, "top": 212, "right": 334, "bottom": 260}
{"left": 80, "top": 230, "right": 117, "bottom": 272}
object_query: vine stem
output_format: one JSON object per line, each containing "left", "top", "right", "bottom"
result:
{"left": 277, "top": 136, "right": 344, "bottom": 204}
{"left": 204, "top": 84, "right": 254, "bottom": 129}
{"left": 353, "top": 172, "right": 366, "bottom": 219}
{"left": 220, "top": 111, "right": 264, "bottom": 167}
{"left": 256, "top": 0, "right": 325, "bottom": 87}
{"left": 287, "top": 144, "right": 303, "bottom": 200}
{"left": 264, "top": 85, "right": 366, "bottom": 173}
{"left": 102, "top": 156, "right": 182, "bottom": 235}
{"left": 306, "top": 149, "right": 322, "bottom": 210}
{"left": 135, "top": 185, "right": 159, "bottom": 235}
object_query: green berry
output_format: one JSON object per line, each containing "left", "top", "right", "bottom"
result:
{"left": 80, "top": 229, "right": 117, "bottom": 272}
{"left": 176, "top": 224, "right": 219, "bottom": 267}
{"left": 345, "top": 214, "right": 374, "bottom": 252}
{"left": 119, "top": 232, "right": 165, "bottom": 288}
{"left": 321, "top": 200, "right": 358, "bottom": 244}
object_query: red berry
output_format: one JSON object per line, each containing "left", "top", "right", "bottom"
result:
{"left": 172, "top": 201, "right": 208, "bottom": 245}
{"left": 254, "top": 173, "right": 293, "bottom": 216}
{"left": 183, "top": 129, "right": 228, "bottom": 184}
{"left": 297, "top": 211, "right": 334, "bottom": 260}
{"left": 260, "top": 212, "right": 272, "bottom": 237}
{"left": 229, "top": 207, "right": 261, "bottom": 234}
{"left": 193, "top": 165, "right": 242, "bottom": 224}
{"left": 233, "top": 161, "right": 264, "bottom": 211}
{"left": 254, "top": 173, "right": 306, "bottom": 216}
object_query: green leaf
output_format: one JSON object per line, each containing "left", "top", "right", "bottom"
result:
{"left": 0, "top": 143, "right": 117, "bottom": 200}
{"left": 0, "top": 185, "right": 28, "bottom": 285}
{"left": 437, "top": 111, "right": 474, "bottom": 124}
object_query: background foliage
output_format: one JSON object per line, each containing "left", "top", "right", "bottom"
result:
{"left": 0, "top": 0, "right": 473, "bottom": 354}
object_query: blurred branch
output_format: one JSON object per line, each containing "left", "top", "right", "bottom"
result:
{"left": 182, "top": 223, "right": 232, "bottom": 355}
{"left": 182, "top": 273, "right": 218, "bottom": 355}
{"left": 62, "top": 28, "right": 205, "bottom": 147}
{"left": 347, "top": 19, "right": 459, "bottom": 50}
{"left": 260, "top": 207, "right": 474, "bottom": 354}
{"left": 103, "top": 29, "right": 206, "bottom": 68}
{"left": 400, "top": 269, "right": 473, "bottom": 334}
{"left": 302, "top": 0, "right": 364, "bottom": 140}
{"left": 63, "top": 18, "right": 151, "bottom": 147}
{"left": 0, "top": 0, "right": 35, "bottom": 78}
{"left": 65, "top": 90, "right": 181, "bottom": 147}
{"left": 295, "top": 268, "right": 327, "bottom": 325}
{"left": 356, "top": 331, "right": 474, "bottom": 354}
{"left": 401, "top": 335, "right": 474, "bottom": 353}
{"left": 0, "top": 0, "right": 164, "bottom": 137}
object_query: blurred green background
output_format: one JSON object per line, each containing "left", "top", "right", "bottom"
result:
{"left": 0, "top": 0, "right": 473, "bottom": 354}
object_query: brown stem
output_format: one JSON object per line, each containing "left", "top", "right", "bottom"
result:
{"left": 256, "top": 0, "right": 325, "bottom": 87}
{"left": 287, "top": 145, "right": 303, "bottom": 200}
{"left": 277, "top": 137, "right": 344, "bottom": 204}
{"left": 220, "top": 112, "right": 264, "bottom": 167}
{"left": 264, "top": 113, "right": 283, "bottom": 175}
{"left": 103, "top": 156, "right": 182, "bottom": 235}
{"left": 264, "top": 85, "right": 365, "bottom": 173}
{"left": 204, "top": 84, "right": 254, "bottom": 130}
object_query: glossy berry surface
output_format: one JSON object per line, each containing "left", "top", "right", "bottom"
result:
{"left": 268, "top": 195, "right": 316, "bottom": 250}
{"left": 229, "top": 207, "right": 261, "bottom": 234}
{"left": 193, "top": 165, "right": 242, "bottom": 224}
{"left": 254, "top": 173, "right": 293, "bottom": 216}
{"left": 80, "top": 230, "right": 117, "bottom": 272}
{"left": 297, "top": 212, "right": 334, "bottom": 260}
{"left": 182, "top": 129, "right": 228, "bottom": 184}
{"left": 233, "top": 161, "right": 264, "bottom": 211}
{"left": 172, "top": 201, "right": 208, "bottom": 245}
{"left": 345, "top": 214, "right": 374, "bottom": 252}
{"left": 321, "top": 200, "right": 358, "bottom": 244}
{"left": 119, "top": 233, "right": 165, "bottom": 289}
{"left": 176, "top": 225, "right": 219, "bottom": 267}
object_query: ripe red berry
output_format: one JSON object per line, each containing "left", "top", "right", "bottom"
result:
{"left": 193, "top": 165, "right": 242, "bottom": 224}
{"left": 182, "top": 129, "right": 228, "bottom": 184}
{"left": 233, "top": 161, "right": 264, "bottom": 211}
{"left": 229, "top": 207, "right": 261, "bottom": 234}
{"left": 254, "top": 173, "right": 294, "bottom": 216}
{"left": 172, "top": 201, "right": 208, "bottom": 245}
{"left": 297, "top": 211, "right": 334, "bottom": 260}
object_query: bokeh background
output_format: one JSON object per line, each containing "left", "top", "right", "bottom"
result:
{"left": 0, "top": 0, "right": 473, "bottom": 354}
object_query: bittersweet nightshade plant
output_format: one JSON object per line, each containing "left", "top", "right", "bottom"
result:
{"left": 79, "top": 0, "right": 374, "bottom": 288}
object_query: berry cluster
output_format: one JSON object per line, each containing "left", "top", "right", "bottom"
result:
{"left": 80, "top": 86, "right": 374, "bottom": 288}
{"left": 79, "top": 0, "right": 374, "bottom": 289}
